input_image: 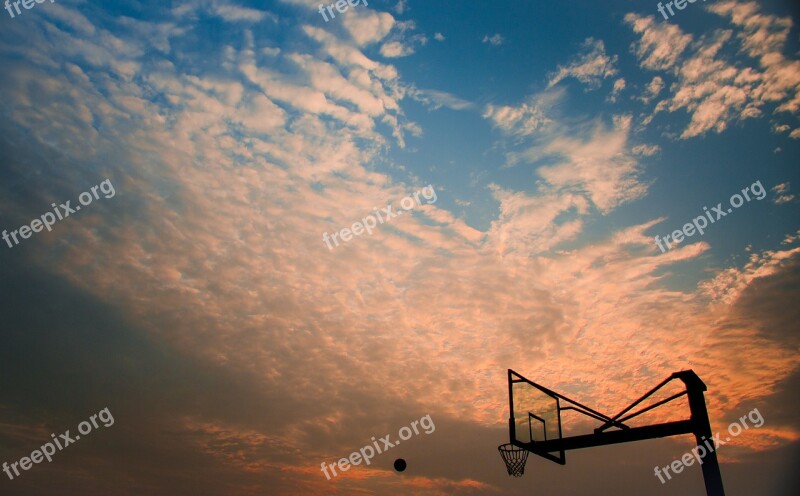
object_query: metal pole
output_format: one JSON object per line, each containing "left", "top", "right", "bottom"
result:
{"left": 675, "top": 371, "right": 725, "bottom": 496}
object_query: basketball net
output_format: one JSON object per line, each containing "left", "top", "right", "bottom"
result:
{"left": 498, "top": 443, "right": 529, "bottom": 477}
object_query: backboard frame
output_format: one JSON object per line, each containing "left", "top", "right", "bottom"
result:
{"left": 508, "top": 369, "right": 566, "bottom": 464}
{"left": 504, "top": 368, "right": 726, "bottom": 496}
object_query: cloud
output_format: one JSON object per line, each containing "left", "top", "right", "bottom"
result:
{"left": 772, "top": 123, "right": 790, "bottom": 134}
{"left": 262, "top": 46, "right": 280, "bottom": 56}
{"left": 483, "top": 89, "right": 562, "bottom": 138}
{"left": 213, "top": 2, "right": 276, "bottom": 23}
{"left": 377, "top": 20, "right": 426, "bottom": 58}
{"left": 547, "top": 38, "right": 618, "bottom": 89}
{"left": 700, "top": 243, "right": 800, "bottom": 305}
{"left": 772, "top": 183, "right": 794, "bottom": 204}
{"left": 638, "top": 76, "right": 664, "bottom": 104}
{"left": 394, "top": 0, "right": 408, "bottom": 15}
{"left": 485, "top": 87, "right": 647, "bottom": 214}
{"left": 1, "top": 2, "right": 798, "bottom": 494}
{"left": 709, "top": 1, "right": 800, "bottom": 113}
{"left": 382, "top": 36, "right": 427, "bottom": 58}
{"left": 40, "top": 2, "right": 97, "bottom": 35}
{"left": 666, "top": 29, "right": 756, "bottom": 138}
{"left": 115, "top": 17, "right": 185, "bottom": 54}
{"left": 608, "top": 78, "right": 626, "bottom": 102}
{"left": 342, "top": 9, "right": 396, "bottom": 46}
{"left": 624, "top": 13, "right": 692, "bottom": 70}
{"left": 484, "top": 101, "right": 549, "bottom": 136}
{"left": 380, "top": 40, "right": 415, "bottom": 58}
{"left": 626, "top": 4, "right": 800, "bottom": 139}
{"left": 710, "top": 1, "right": 792, "bottom": 60}
{"left": 486, "top": 185, "right": 589, "bottom": 255}
{"left": 409, "top": 88, "right": 473, "bottom": 111}
{"left": 295, "top": 24, "right": 412, "bottom": 145}
{"left": 172, "top": 0, "right": 277, "bottom": 23}
{"left": 434, "top": 32, "right": 445, "bottom": 42}
{"left": 631, "top": 143, "right": 660, "bottom": 156}
{"left": 482, "top": 34, "right": 504, "bottom": 46}
{"left": 534, "top": 115, "right": 648, "bottom": 213}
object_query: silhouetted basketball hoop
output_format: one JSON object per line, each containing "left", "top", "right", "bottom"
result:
{"left": 498, "top": 443, "right": 529, "bottom": 477}
{"left": 501, "top": 369, "right": 726, "bottom": 496}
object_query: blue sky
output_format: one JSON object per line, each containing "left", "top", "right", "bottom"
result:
{"left": 1, "top": 1, "right": 798, "bottom": 494}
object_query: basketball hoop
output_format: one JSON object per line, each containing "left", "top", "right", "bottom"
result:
{"left": 498, "top": 443, "right": 529, "bottom": 477}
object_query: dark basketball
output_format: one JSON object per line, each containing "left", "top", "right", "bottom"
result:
{"left": 393, "top": 458, "right": 407, "bottom": 472}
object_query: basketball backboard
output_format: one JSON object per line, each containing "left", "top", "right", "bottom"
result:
{"left": 508, "top": 369, "right": 565, "bottom": 464}
{"left": 503, "top": 369, "right": 725, "bottom": 495}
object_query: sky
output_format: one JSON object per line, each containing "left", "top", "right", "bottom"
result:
{"left": 0, "top": 0, "right": 798, "bottom": 494}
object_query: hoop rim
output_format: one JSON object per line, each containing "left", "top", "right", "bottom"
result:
{"left": 498, "top": 442, "right": 526, "bottom": 452}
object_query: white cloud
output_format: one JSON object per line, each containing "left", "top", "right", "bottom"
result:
{"left": 624, "top": 13, "right": 692, "bottom": 70}
{"left": 639, "top": 76, "right": 664, "bottom": 104}
{"left": 535, "top": 115, "right": 648, "bottom": 213}
{"left": 484, "top": 101, "right": 549, "bottom": 136}
{"left": 380, "top": 40, "right": 414, "bottom": 58}
{"left": 483, "top": 90, "right": 562, "bottom": 138}
{"left": 116, "top": 17, "right": 184, "bottom": 54}
{"left": 772, "top": 123, "right": 790, "bottom": 133}
{"left": 394, "top": 0, "right": 408, "bottom": 15}
{"left": 170, "top": 0, "right": 277, "bottom": 23}
{"left": 486, "top": 185, "right": 589, "bottom": 255}
{"left": 711, "top": 0, "right": 792, "bottom": 60}
{"left": 489, "top": 89, "right": 648, "bottom": 210}
{"left": 40, "top": 3, "right": 97, "bottom": 35}
{"left": 772, "top": 183, "right": 794, "bottom": 204}
{"left": 342, "top": 10, "right": 396, "bottom": 46}
{"left": 434, "top": 32, "right": 445, "bottom": 42}
{"left": 631, "top": 143, "right": 660, "bottom": 156}
{"left": 700, "top": 243, "right": 800, "bottom": 304}
{"left": 409, "top": 88, "right": 473, "bottom": 110}
{"left": 213, "top": 2, "right": 276, "bottom": 23}
{"left": 482, "top": 34, "right": 504, "bottom": 46}
{"left": 547, "top": 38, "right": 618, "bottom": 89}
{"left": 626, "top": 5, "right": 800, "bottom": 140}
{"left": 286, "top": 53, "right": 387, "bottom": 116}
{"left": 665, "top": 30, "right": 754, "bottom": 138}
{"left": 608, "top": 78, "right": 626, "bottom": 102}
{"left": 709, "top": 1, "right": 800, "bottom": 113}
{"left": 376, "top": 20, "right": 426, "bottom": 58}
